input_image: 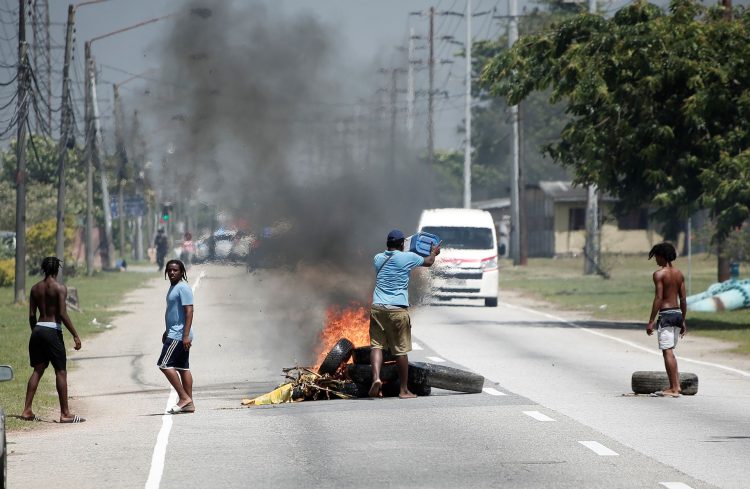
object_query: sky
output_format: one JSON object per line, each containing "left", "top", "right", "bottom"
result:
{"left": 0, "top": 0, "right": 547, "bottom": 155}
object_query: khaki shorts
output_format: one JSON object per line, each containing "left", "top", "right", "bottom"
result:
{"left": 370, "top": 305, "right": 412, "bottom": 356}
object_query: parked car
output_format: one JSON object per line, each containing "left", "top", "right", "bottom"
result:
{"left": 1, "top": 364, "right": 13, "bottom": 489}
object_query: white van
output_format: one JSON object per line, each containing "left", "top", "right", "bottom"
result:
{"left": 416, "top": 208, "right": 499, "bottom": 307}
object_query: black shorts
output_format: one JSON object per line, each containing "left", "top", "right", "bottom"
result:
{"left": 157, "top": 339, "right": 190, "bottom": 370}
{"left": 29, "top": 326, "right": 67, "bottom": 371}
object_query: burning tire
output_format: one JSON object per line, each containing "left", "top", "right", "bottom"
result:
{"left": 318, "top": 338, "right": 355, "bottom": 375}
{"left": 411, "top": 362, "right": 485, "bottom": 394}
{"left": 351, "top": 346, "right": 397, "bottom": 365}
{"left": 631, "top": 371, "right": 699, "bottom": 395}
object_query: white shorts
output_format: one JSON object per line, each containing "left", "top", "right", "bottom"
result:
{"left": 658, "top": 326, "right": 680, "bottom": 350}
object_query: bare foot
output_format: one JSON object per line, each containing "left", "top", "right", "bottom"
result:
{"left": 368, "top": 380, "right": 382, "bottom": 398}
{"left": 398, "top": 391, "right": 417, "bottom": 399}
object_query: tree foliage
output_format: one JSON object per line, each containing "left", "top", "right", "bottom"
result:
{"left": 481, "top": 0, "right": 750, "bottom": 241}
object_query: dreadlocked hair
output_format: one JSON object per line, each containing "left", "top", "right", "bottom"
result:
{"left": 164, "top": 259, "right": 188, "bottom": 282}
{"left": 41, "top": 256, "right": 62, "bottom": 278}
{"left": 649, "top": 242, "right": 677, "bottom": 262}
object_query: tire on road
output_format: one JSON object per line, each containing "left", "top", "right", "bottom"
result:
{"left": 318, "top": 338, "right": 354, "bottom": 375}
{"left": 485, "top": 297, "right": 498, "bottom": 307}
{"left": 351, "top": 346, "right": 397, "bottom": 365}
{"left": 346, "top": 363, "right": 399, "bottom": 384}
{"left": 412, "top": 362, "right": 485, "bottom": 394}
{"left": 382, "top": 380, "right": 432, "bottom": 397}
{"left": 631, "top": 371, "right": 699, "bottom": 395}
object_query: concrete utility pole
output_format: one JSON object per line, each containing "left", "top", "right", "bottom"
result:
{"left": 463, "top": 0, "right": 473, "bottom": 209}
{"left": 717, "top": 0, "right": 732, "bottom": 280}
{"left": 584, "top": 0, "right": 599, "bottom": 275}
{"left": 407, "top": 27, "right": 416, "bottom": 135}
{"left": 84, "top": 41, "right": 94, "bottom": 275}
{"left": 427, "top": 6, "right": 435, "bottom": 166}
{"left": 90, "top": 62, "right": 115, "bottom": 269}
{"left": 113, "top": 83, "right": 127, "bottom": 261}
{"left": 508, "top": 0, "right": 521, "bottom": 265}
{"left": 55, "top": 4, "right": 75, "bottom": 283}
{"left": 14, "top": 0, "right": 30, "bottom": 304}
{"left": 131, "top": 110, "right": 145, "bottom": 261}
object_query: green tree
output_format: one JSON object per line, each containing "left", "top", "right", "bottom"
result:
{"left": 481, "top": 0, "right": 750, "bottom": 247}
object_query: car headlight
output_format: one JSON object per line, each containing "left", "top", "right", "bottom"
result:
{"left": 481, "top": 256, "right": 498, "bottom": 271}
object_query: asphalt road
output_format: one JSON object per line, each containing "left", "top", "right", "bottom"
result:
{"left": 7, "top": 265, "right": 748, "bottom": 488}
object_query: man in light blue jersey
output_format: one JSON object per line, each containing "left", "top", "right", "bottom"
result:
{"left": 369, "top": 229, "right": 440, "bottom": 398}
{"left": 157, "top": 259, "right": 195, "bottom": 413}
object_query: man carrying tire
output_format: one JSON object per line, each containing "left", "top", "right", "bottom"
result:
{"left": 646, "top": 242, "right": 687, "bottom": 398}
{"left": 369, "top": 229, "right": 440, "bottom": 398}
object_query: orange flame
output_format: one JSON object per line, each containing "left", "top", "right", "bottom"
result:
{"left": 314, "top": 304, "right": 370, "bottom": 367}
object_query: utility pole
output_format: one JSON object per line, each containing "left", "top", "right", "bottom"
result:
{"left": 84, "top": 41, "right": 94, "bottom": 275}
{"left": 113, "top": 83, "right": 127, "bottom": 261}
{"left": 463, "top": 0, "right": 473, "bottom": 209}
{"left": 88, "top": 48, "right": 115, "bottom": 269}
{"left": 717, "top": 0, "right": 732, "bottom": 280}
{"left": 509, "top": 0, "right": 521, "bottom": 266}
{"left": 584, "top": 0, "right": 599, "bottom": 275}
{"left": 55, "top": 4, "right": 75, "bottom": 283}
{"left": 427, "top": 6, "right": 435, "bottom": 166}
{"left": 131, "top": 110, "right": 145, "bottom": 261}
{"left": 14, "top": 0, "right": 30, "bottom": 304}
{"left": 407, "top": 27, "right": 416, "bottom": 136}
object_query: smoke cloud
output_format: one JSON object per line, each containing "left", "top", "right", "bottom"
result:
{"left": 147, "top": 1, "right": 438, "bottom": 364}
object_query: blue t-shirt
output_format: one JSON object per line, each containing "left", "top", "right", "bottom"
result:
{"left": 372, "top": 250, "right": 424, "bottom": 307}
{"left": 165, "top": 281, "right": 194, "bottom": 341}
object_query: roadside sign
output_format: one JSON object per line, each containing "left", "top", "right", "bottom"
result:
{"left": 110, "top": 195, "right": 147, "bottom": 218}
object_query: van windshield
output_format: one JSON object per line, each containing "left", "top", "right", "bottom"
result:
{"left": 421, "top": 226, "right": 494, "bottom": 250}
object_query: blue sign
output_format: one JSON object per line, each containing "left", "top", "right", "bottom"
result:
{"left": 110, "top": 195, "right": 147, "bottom": 218}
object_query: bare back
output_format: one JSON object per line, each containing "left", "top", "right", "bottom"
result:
{"left": 30, "top": 277, "right": 67, "bottom": 323}
{"left": 653, "top": 265, "right": 685, "bottom": 310}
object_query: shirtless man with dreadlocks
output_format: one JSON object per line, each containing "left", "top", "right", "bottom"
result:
{"left": 21, "top": 256, "right": 85, "bottom": 423}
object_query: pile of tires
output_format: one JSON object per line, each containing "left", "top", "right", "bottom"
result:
{"left": 631, "top": 371, "right": 699, "bottom": 395}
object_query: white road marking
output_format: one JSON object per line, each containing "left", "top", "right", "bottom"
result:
{"left": 523, "top": 410, "right": 556, "bottom": 422}
{"left": 426, "top": 356, "right": 445, "bottom": 363}
{"left": 578, "top": 441, "right": 619, "bottom": 456}
{"left": 659, "top": 483, "right": 694, "bottom": 489}
{"left": 482, "top": 387, "right": 507, "bottom": 396}
{"left": 502, "top": 302, "right": 750, "bottom": 379}
{"left": 145, "top": 269, "right": 206, "bottom": 489}
{"left": 412, "top": 342, "right": 423, "bottom": 350}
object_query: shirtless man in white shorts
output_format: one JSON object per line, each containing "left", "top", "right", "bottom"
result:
{"left": 646, "top": 242, "right": 687, "bottom": 397}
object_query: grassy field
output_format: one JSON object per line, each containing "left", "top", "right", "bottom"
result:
{"left": 499, "top": 253, "right": 750, "bottom": 355}
{"left": 0, "top": 270, "right": 153, "bottom": 430}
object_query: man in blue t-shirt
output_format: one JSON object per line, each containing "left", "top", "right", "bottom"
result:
{"left": 369, "top": 229, "right": 440, "bottom": 398}
{"left": 157, "top": 259, "right": 195, "bottom": 414}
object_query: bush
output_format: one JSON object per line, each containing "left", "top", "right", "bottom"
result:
{"left": 26, "top": 218, "right": 76, "bottom": 275}
{"left": 0, "top": 258, "right": 14, "bottom": 287}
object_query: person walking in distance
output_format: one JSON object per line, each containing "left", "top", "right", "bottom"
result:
{"left": 21, "top": 257, "right": 85, "bottom": 423}
{"left": 647, "top": 242, "right": 687, "bottom": 397}
{"left": 157, "top": 259, "right": 195, "bottom": 413}
{"left": 154, "top": 227, "right": 169, "bottom": 271}
{"left": 369, "top": 230, "right": 440, "bottom": 398}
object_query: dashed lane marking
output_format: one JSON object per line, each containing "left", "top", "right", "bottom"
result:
{"left": 659, "top": 483, "right": 694, "bottom": 489}
{"left": 426, "top": 356, "right": 445, "bottom": 363}
{"left": 482, "top": 387, "right": 507, "bottom": 396}
{"left": 523, "top": 410, "right": 556, "bottom": 422}
{"left": 578, "top": 441, "right": 619, "bottom": 456}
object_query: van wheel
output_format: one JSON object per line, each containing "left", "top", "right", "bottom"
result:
{"left": 485, "top": 297, "right": 498, "bottom": 307}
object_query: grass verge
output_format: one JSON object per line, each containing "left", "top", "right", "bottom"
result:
{"left": 0, "top": 270, "right": 153, "bottom": 430}
{"left": 499, "top": 253, "right": 750, "bottom": 355}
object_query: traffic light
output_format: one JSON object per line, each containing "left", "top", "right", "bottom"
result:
{"left": 161, "top": 204, "right": 172, "bottom": 222}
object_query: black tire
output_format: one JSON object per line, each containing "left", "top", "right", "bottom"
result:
{"left": 318, "top": 338, "right": 354, "bottom": 375}
{"left": 351, "top": 346, "right": 397, "bottom": 365}
{"left": 485, "top": 297, "right": 498, "bottom": 307}
{"left": 412, "top": 362, "right": 485, "bottom": 394}
{"left": 346, "top": 363, "right": 400, "bottom": 384}
{"left": 382, "top": 380, "right": 432, "bottom": 397}
{"left": 631, "top": 371, "right": 699, "bottom": 395}
{"left": 334, "top": 382, "right": 361, "bottom": 398}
